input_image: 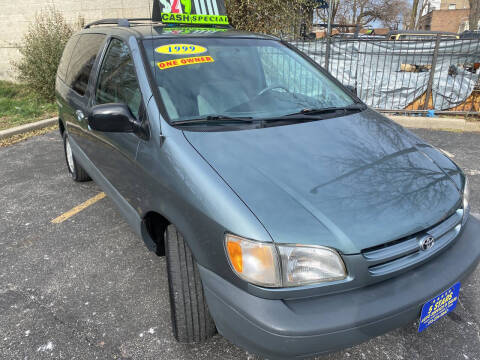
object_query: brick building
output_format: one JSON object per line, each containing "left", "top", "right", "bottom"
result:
{"left": 419, "top": 0, "right": 475, "bottom": 33}
{"left": 0, "top": 0, "right": 152, "bottom": 80}
{"left": 439, "top": 0, "right": 469, "bottom": 10}
{"left": 419, "top": 9, "right": 470, "bottom": 32}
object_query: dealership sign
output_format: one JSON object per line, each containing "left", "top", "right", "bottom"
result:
{"left": 153, "top": 0, "right": 229, "bottom": 25}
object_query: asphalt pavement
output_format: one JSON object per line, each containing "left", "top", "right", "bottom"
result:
{"left": 0, "top": 128, "right": 479, "bottom": 360}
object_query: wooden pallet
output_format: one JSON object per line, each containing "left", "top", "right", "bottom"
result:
{"left": 405, "top": 90, "right": 480, "bottom": 112}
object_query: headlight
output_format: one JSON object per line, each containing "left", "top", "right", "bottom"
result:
{"left": 225, "top": 234, "right": 347, "bottom": 288}
{"left": 277, "top": 245, "right": 347, "bottom": 286}
{"left": 463, "top": 176, "right": 470, "bottom": 223}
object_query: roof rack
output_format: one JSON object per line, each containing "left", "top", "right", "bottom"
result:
{"left": 84, "top": 18, "right": 162, "bottom": 29}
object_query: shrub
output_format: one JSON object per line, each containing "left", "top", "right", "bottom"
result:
{"left": 225, "top": 0, "right": 316, "bottom": 38}
{"left": 12, "top": 7, "right": 74, "bottom": 102}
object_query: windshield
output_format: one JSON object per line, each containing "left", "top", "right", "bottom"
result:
{"left": 143, "top": 37, "right": 355, "bottom": 123}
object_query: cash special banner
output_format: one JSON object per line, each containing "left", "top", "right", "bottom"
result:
{"left": 152, "top": 0, "right": 229, "bottom": 25}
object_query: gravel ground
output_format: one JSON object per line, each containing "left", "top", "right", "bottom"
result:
{"left": 0, "top": 129, "right": 479, "bottom": 360}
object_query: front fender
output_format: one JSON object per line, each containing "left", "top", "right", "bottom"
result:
{"left": 135, "top": 119, "right": 272, "bottom": 287}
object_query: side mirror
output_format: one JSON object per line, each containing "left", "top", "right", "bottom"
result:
{"left": 344, "top": 85, "right": 358, "bottom": 96}
{"left": 88, "top": 104, "right": 137, "bottom": 133}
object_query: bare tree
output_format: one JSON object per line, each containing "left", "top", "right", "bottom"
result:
{"left": 400, "top": 2, "right": 413, "bottom": 29}
{"left": 314, "top": 0, "right": 342, "bottom": 25}
{"left": 338, "top": 0, "right": 412, "bottom": 27}
{"left": 406, "top": 0, "right": 433, "bottom": 29}
{"left": 378, "top": 0, "right": 410, "bottom": 29}
{"left": 349, "top": 0, "right": 380, "bottom": 25}
{"left": 469, "top": 0, "right": 480, "bottom": 31}
{"left": 409, "top": 0, "right": 420, "bottom": 29}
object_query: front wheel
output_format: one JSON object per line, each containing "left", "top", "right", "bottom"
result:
{"left": 165, "top": 225, "right": 216, "bottom": 343}
{"left": 63, "top": 132, "right": 91, "bottom": 182}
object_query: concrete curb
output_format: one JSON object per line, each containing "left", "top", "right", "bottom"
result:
{"left": 0, "top": 117, "right": 58, "bottom": 140}
{"left": 389, "top": 115, "right": 480, "bottom": 132}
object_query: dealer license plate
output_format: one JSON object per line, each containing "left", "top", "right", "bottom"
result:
{"left": 418, "top": 282, "right": 461, "bottom": 333}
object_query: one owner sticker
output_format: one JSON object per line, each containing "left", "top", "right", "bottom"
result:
{"left": 156, "top": 44, "right": 208, "bottom": 55}
{"left": 157, "top": 56, "right": 214, "bottom": 70}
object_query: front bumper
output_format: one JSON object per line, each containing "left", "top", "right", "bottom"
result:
{"left": 199, "top": 215, "right": 480, "bottom": 360}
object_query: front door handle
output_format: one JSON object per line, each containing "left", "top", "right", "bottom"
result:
{"left": 75, "top": 110, "right": 85, "bottom": 122}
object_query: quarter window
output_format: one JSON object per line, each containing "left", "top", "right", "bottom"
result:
{"left": 57, "top": 35, "right": 79, "bottom": 82}
{"left": 95, "top": 39, "right": 142, "bottom": 119}
{"left": 66, "top": 34, "right": 106, "bottom": 96}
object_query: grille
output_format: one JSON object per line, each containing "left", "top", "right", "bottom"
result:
{"left": 362, "top": 208, "right": 464, "bottom": 277}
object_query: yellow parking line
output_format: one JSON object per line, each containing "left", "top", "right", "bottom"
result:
{"left": 51, "top": 192, "right": 106, "bottom": 224}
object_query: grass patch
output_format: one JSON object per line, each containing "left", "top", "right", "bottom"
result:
{"left": 0, "top": 81, "right": 57, "bottom": 131}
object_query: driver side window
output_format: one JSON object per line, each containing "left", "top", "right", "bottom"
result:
{"left": 96, "top": 39, "right": 142, "bottom": 119}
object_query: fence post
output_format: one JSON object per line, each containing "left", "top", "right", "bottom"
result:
{"left": 325, "top": 36, "right": 331, "bottom": 71}
{"left": 324, "top": 0, "right": 333, "bottom": 71}
{"left": 423, "top": 34, "right": 441, "bottom": 110}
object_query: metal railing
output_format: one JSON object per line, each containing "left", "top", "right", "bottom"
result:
{"left": 289, "top": 35, "right": 480, "bottom": 114}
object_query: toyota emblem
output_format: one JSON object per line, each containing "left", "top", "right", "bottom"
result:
{"left": 419, "top": 235, "right": 436, "bottom": 251}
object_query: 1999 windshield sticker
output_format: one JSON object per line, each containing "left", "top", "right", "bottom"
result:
{"left": 156, "top": 44, "right": 208, "bottom": 55}
{"left": 157, "top": 56, "right": 214, "bottom": 70}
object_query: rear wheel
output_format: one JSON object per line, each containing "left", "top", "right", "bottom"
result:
{"left": 165, "top": 224, "right": 216, "bottom": 343}
{"left": 63, "top": 132, "right": 91, "bottom": 182}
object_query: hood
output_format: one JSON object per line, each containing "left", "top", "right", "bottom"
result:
{"left": 184, "top": 110, "right": 462, "bottom": 254}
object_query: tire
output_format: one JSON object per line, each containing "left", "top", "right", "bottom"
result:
{"left": 63, "top": 132, "right": 91, "bottom": 182}
{"left": 165, "top": 224, "right": 216, "bottom": 343}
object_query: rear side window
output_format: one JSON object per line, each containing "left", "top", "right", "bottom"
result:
{"left": 66, "top": 34, "right": 106, "bottom": 96}
{"left": 57, "top": 36, "right": 79, "bottom": 81}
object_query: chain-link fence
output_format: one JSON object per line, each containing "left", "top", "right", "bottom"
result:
{"left": 288, "top": 35, "right": 480, "bottom": 114}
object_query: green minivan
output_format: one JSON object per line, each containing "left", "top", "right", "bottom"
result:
{"left": 56, "top": 17, "right": 479, "bottom": 359}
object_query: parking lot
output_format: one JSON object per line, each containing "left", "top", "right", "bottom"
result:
{"left": 0, "top": 128, "right": 479, "bottom": 360}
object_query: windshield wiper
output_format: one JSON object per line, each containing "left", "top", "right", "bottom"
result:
{"left": 252, "top": 103, "right": 367, "bottom": 128}
{"left": 174, "top": 115, "right": 254, "bottom": 126}
{"left": 174, "top": 104, "right": 366, "bottom": 127}
{"left": 287, "top": 103, "right": 367, "bottom": 117}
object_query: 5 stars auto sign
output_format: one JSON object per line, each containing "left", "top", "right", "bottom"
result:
{"left": 152, "top": 0, "right": 229, "bottom": 25}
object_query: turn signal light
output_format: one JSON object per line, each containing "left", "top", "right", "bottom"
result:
{"left": 225, "top": 234, "right": 280, "bottom": 287}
